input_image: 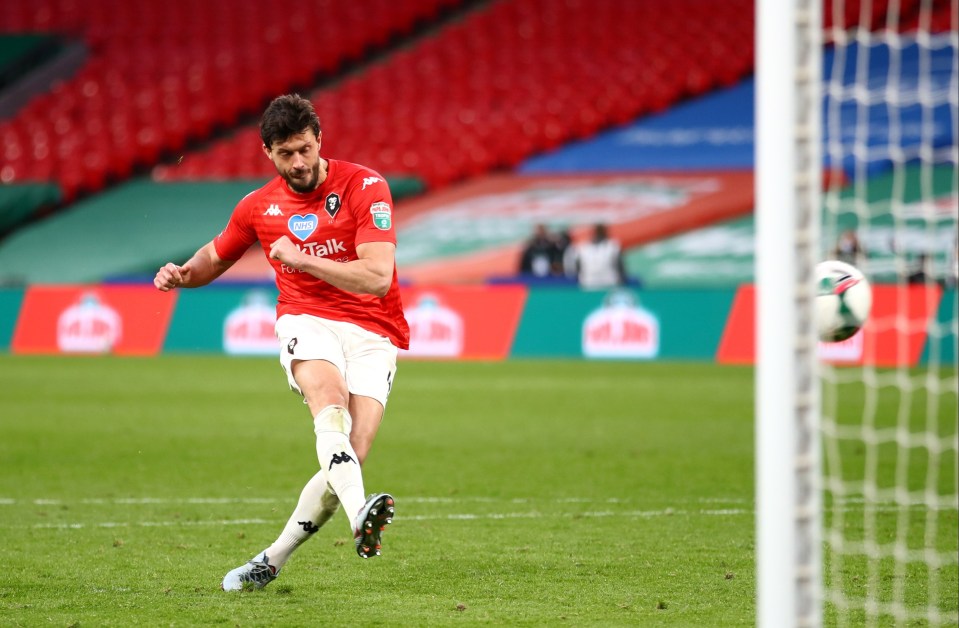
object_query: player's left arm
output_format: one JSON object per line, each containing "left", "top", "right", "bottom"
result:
{"left": 269, "top": 237, "right": 395, "bottom": 297}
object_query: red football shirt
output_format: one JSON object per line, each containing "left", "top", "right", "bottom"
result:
{"left": 213, "top": 159, "right": 410, "bottom": 350}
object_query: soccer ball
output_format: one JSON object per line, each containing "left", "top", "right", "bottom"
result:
{"left": 815, "top": 260, "right": 872, "bottom": 342}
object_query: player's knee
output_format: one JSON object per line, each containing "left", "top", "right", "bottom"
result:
{"left": 314, "top": 404, "right": 352, "bottom": 435}
{"left": 292, "top": 360, "right": 349, "bottom": 407}
{"left": 300, "top": 383, "right": 348, "bottom": 412}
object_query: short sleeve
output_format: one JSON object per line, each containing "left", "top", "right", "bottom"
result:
{"left": 349, "top": 174, "right": 396, "bottom": 246}
{"left": 214, "top": 195, "right": 258, "bottom": 260}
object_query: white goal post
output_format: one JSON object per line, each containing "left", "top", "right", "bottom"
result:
{"left": 756, "top": 0, "right": 824, "bottom": 626}
{"left": 757, "top": 1, "right": 959, "bottom": 626}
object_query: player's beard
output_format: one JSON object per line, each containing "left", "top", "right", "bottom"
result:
{"left": 284, "top": 161, "right": 320, "bottom": 193}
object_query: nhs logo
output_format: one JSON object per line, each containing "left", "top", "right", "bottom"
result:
{"left": 288, "top": 213, "right": 318, "bottom": 241}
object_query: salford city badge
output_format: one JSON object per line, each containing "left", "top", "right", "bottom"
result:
{"left": 324, "top": 193, "right": 341, "bottom": 219}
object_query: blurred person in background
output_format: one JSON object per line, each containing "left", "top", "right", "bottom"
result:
{"left": 518, "top": 223, "right": 562, "bottom": 278}
{"left": 835, "top": 229, "right": 866, "bottom": 267}
{"left": 554, "top": 228, "right": 577, "bottom": 278}
{"left": 573, "top": 223, "right": 626, "bottom": 289}
{"left": 154, "top": 94, "right": 407, "bottom": 591}
{"left": 908, "top": 252, "right": 930, "bottom": 284}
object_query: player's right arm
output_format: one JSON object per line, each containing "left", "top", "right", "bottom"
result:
{"left": 154, "top": 241, "right": 236, "bottom": 291}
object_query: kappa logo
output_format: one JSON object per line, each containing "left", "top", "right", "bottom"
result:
{"left": 324, "top": 193, "right": 341, "bottom": 219}
{"left": 287, "top": 337, "right": 297, "bottom": 355}
{"left": 264, "top": 204, "right": 282, "bottom": 216}
{"left": 329, "top": 451, "right": 356, "bottom": 470}
{"left": 370, "top": 202, "right": 392, "bottom": 230}
{"left": 361, "top": 176, "right": 383, "bottom": 190}
{"left": 298, "top": 520, "right": 320, "bottom": 534}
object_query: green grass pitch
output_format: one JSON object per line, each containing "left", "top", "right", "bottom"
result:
{"left": 0, "top": 356, "right": 954, "bottom": 626}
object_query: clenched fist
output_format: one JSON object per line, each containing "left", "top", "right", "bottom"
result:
{"left": 154, "top": 262, "right": 191, "bottom": 291}
{"left": 269, "top": 236, "right": 303, "bottom": 269}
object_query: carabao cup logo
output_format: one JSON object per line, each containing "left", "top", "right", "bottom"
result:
{"left": 370, "top": 202, "right": 392, "bottom": 230}
{"left": 288, "top": 214, "right": 318, "bottom": 241}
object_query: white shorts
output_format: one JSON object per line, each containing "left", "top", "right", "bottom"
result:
{"left": 275, "top": 314, "right": 398, "bottom": 408}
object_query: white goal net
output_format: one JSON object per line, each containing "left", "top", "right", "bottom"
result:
{"left": 757, "top": 0, "right": 958, "bottom": 626}
{"left": 819, "top": 0, "right": 958, "bottom": 625}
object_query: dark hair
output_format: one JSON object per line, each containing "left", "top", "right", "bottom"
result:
{"left": 593, "top": 223, "right": 608, "bottom": 241}
{"left": 259, "top": 94, "right": 321, "bottom": 149}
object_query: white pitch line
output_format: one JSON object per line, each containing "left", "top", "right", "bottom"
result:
{"left": 29, "top": 509, "right": 751, "bottom": 530}
{"left": 13, "top": 502, "right": 948, "bottom": 531}
{"left": 0, "top": 496, "right": 750, "bottom": 506}
{"left": 33, "top": 518, "right": 274, "bottom": 530}
{"left": 0, "top": 497, "right": 286, "bottom": 506}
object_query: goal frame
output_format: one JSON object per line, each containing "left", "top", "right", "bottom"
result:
{"left": 755, "top": 0, "right": 824, "bottom": 626}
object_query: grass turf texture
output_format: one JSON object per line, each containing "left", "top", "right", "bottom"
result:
{"left": 0, "top": 356, "right": 954, "bottom": 626}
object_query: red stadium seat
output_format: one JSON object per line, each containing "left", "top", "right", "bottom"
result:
{"left": 4, "top": 0, "right": 934, "bottom": 197}
{"left": 0, "top": 0, "right": 464, "bottom": 193}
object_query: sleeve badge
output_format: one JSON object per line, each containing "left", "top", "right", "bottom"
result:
{"left": 370, "top": 202, "right": 392, "bottom": 230}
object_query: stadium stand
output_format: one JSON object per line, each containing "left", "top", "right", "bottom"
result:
{"left": 1, "top": 0, "right": 943, "bottom": 286}
{"left": 822, "top": 0, "right": 948, "bottom": 32}
{"left": 157, "top": 0, "right": 756, "bottom": 189}
{"left": 160, "top": 0, "right": 939, "bottom": 192}
{"left": 0, "top": 179, "right": 265, "bottom": 284}
{"left": 0, "top": 34, "right": 64, "bottom": 90}
{"left": 0, "top": 182, "right": 60, "bottom": 235}
{"left": 0, "top": 0, "right": 464, "bottom": 204}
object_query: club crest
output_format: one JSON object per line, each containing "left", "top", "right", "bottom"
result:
{"left": 324, "top": 193, "right": 341, "bottom": 219}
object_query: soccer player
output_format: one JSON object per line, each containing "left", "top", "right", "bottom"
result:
{"left": 153, "top": 94, "right": 410, "bottom": 590}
